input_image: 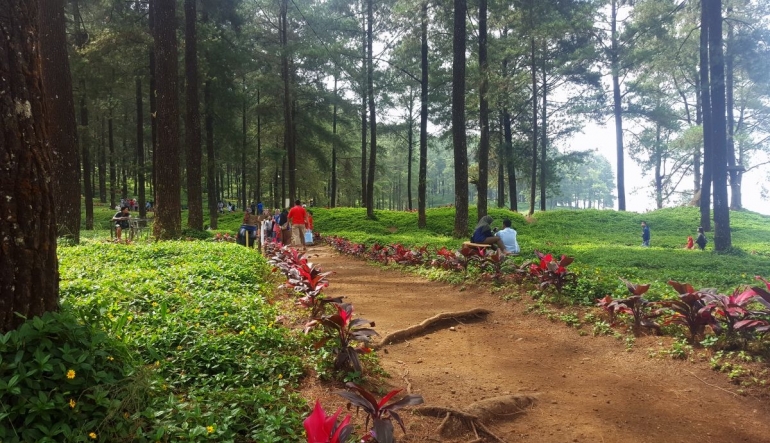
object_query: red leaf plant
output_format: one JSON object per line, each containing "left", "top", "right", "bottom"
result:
{"left": 336, "top": 383, "right": 424, "bottom": 443}
{"left": 304, "top": 400, "right": 353, "bottom": 443}
{"left": 528, "top": 250, "right": 577, "bottom": 293}
{"left": 305, "top": 303, "right": 378, "bottom": 373}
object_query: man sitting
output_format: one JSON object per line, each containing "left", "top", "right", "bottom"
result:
{"left": 495, "top": 218, "right": 520, "bottom": 255}
{"left": 112, "top": 206, "right": 130, "bottom": 241}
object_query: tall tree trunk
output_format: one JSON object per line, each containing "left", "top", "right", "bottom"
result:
{"left": 611, "top": 0, "right": 626, "bottom": 211}
{"left": 280, "top": 0, "right": 296, "bottom": 203}
{"left": 136, "top": 78, "right": 146, "bottom": 218}
{"left": 153, "top": 0, "right": 182, "bottom": 239}
{"left": 185, "top": 0, "right": 203, "bottom": 230}
{"left": 241, "top": 77, "right": 247, "bottom": 212}
{"left": 38, "top": 0, "right": 80, "bottom": 242}
{"left": 407, "top": 93, "right": 414, "bottom": 211}
{"left": 497, "top": 113, "right": 505, "bottom": 208}
{"left": 699, "top": 0, "right": 713, "bottom": 231}
{"left": 98, "top": 117, "right": 107, "bottom": 203}
{"left": 725, "top": 8, "right": 741, "bottom": 210}
{"left": 365, "top": 0, "right": 377, "bottom": 219}
{"left": 122, "top": 110, "right": 128, "bottom": 199}
{"left": 452, "top": 0, "right": 469, "bottom": 237}
{"left": 504, "top": 108, "right": 516, "bottom": 211}
{"left": 540, "top": 47, "right": 547, "bottom": 212}
{"left": 149, "top": 0, "right": 157, "bottom": 204}
{"left": 0, "top": 0, "right": 59, "bottom": 332}
{"left": 109, "top": 116, "right": 116, "bottom": 209}
{"left": 706, "top": 0, "right": 731, "bottom": 250}
{"left": 694, "top": 85, "right": 702, "bottom": 195}
{"left": 528, "top": 36, "right": 538, "bottom": 216}
{"left": 80, "top": 95, "right": 94, "bottom": 229}
{"left": 331, "top": 78, "right": 338, "bottom": 208}
{"left": 418, "top": 0, "right": 429, "bottom": 228}
{"left": 256, "top": 89, "right": 261, "bottom": 203}
{"left": 655, "top": 123, "right": 663, "bottom": 209}
{"left": 476, "top": 0, "right": 489, "bottom": 220}
{"left": 360, "top": 0, "right": 367, "bottom": 207}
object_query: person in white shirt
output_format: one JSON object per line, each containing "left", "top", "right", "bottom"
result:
{"left": 495, "top": 218, "right": 520, "bottom": 254}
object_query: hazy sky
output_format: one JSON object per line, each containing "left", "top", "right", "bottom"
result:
{"left": 567, "top": 122, "right": 770, "bottom": 216}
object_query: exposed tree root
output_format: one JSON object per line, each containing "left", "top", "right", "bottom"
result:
{"left": 375, "top": 308, "right": 493, "bottom": 349}
{"left": 415, "top": 394, "right": 536, "bottom": 443}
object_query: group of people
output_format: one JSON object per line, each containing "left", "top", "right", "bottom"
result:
{"left": 471, "top": 215, "right": 520, "bottom": 255}
{"left": 240, "top": 200, "right": 314, "bottom": 250}
{"left": 218, "top": 201, "right": 237, "bottom": 213}
{"left": 640, "top": 221, "right": 708, "bottom": 250}
{"left": 117, "top": 198, "right": 152, "bottom": 212}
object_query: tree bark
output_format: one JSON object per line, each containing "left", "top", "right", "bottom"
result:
{"left": 256, "top": 89, "right": 261, "bottom": 204}
{"left": 241, "top": 77, "right": 247, "bottom": 212}
{"left": 152, "top": 0, "right": 182, "bottom": 239}
{"left": 98, "top": 117, "right": 107, "bottom": 203}
{"left": 80, "top": 95, "right": 94, "bottom": 229}
{"left": 476, "top": 0, "right": 489, "bottom": 220}
{"left": 360, "top": 0, "right": 367, "bottom": 207}
{"left": 540, "top": 45, "right": 547, "bottom": 212}
{"left": 0, "top": 0, "right": 59, "bottom": 332}
{"left": 699, "top": 0, "right": 713, "bottom": 231}
{"left": 280, "top": 0, "right": 296, "bottom": 203}
{"left": 497, "top": 113, "right": 505, "bottom": 208}
{"left": 38, "top": 0, "right": 80, "bottom": 242}
{"left": 528, "top": 36, "right": 538, "bottom": 216}
{"left": 109, "top": 116, "right": 116, "bottom": 209}
{"left": 407, "top": 93, "right": 414, "bottom": 211}
{"left": 205, "top": 80, "right": 217, "bottom": 228}
{"left": 136, "top": 78, "right": 146, "bottom": 218}
{"left": 185, "top": 0, "right": 203, "bottom": 230}
{"left": 706, "top": 0, "right": 731, "bottom": 250}
{"left": 365, "top": 0, "right": 377, "bottom": 219}
{"left": 611, "top": 0, "right": 626, "bottom": 211}
{"left": 418, "top": 0, "right": 429, "bottom": 228}
{"left": 452, "top": 0, "right": 469, "bottom": 237}
{"left": 149, "top": 0, "right": 157, "bottom": 203}
{"left": 331, "top": 77, "right": 338, "bottom": 208}
{"left": 724, "top": 8, "right": 741, "bottom": 210}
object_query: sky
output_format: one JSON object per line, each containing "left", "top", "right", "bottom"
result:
{"left": 567, "top": 121, "right": 770, "bottom": 216}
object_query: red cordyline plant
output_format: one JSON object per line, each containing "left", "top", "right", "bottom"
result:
{"left": 304, "top": 400, "right": 353, "bottom": 443}
{"left": 286, "top": 260, "right": 342, "bottom": 317}
{"left": 700, "top": 286, "right": 768, "bottom": 336}
{"left": 528, "top": 250, "right": 576, "bottom": 293}
{"left": 609, "top": 278, "right": 660, "bottom": 333}
{"left": 431, "top": 247, "right": 461, "bottom": 271}
{"left": 336, "top": 383, "right": 424, "bottom": 443}
{"left": 651, "top": 281, "right": 717, "bottom": 341}
{"left": 305, "top": 302, "right": 378, "bottom": 373}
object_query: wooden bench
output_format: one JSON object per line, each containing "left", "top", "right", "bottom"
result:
{"left": 462, "top": 241, "right": 491, "bottom": 249}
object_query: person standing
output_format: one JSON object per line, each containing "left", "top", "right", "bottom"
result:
{"left": 279, "top": 208, "right": 290, "bottom": 245}
{"left": 696, "top": 227, "right": 708, "bottom": 250}
{"left": 495, "top": 218, "right": 520, "bottom": 254}
{"left": 287, "top": 200, "right": 307, "bottom": 251}
{"left": 641, "top": 221, "right": 650, "bottom": 247}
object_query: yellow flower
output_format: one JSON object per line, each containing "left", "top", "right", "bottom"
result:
{"left": 223, "top": 312, "right": 228, "bottom": 317}
{"left": 278, "top": 373, "right": 283, "bottom": 379}
{"left": 89, "top": 432, "right": 97, "bottom": 439}
{"left": 176, "top": 346, "right": 182, "bottom": 350}
{"left": 69, "top": 398, "right": 76, "bottom": 408}
{"left": 207, "top": 425, "right": 215, "bottom": 434}
{"left": 239, "top": 330, "right": 244, "bottom": 335}
{"left": 66, "top": 369, "right": 76, "bottom": 379}
{"left": 107, "top": 356, "right": 114, "bottom": 361}
{"left": 152, "top": 302, "right": 159, "bottom": 307}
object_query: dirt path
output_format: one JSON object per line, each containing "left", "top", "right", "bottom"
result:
{"left": 304, "top": 245, "right": 769, "bottom": 443}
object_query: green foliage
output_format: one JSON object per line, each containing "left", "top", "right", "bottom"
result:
{"left": 33, "top": 241, "right": 309, "bottom": 442}
{"left": 315, "top": 206, "right": 770, "bottom": 302}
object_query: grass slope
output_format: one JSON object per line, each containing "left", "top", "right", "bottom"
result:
{"left": 313, "top": 206, "right": 770, "bottom": 298}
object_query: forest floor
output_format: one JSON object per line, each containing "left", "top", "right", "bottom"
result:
{"left": 300, "top": 244, "right": 770, "bottom": 443}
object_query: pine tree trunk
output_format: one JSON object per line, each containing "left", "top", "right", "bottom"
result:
{"left": 331, "top": 78, "right": 338, "bottom": 208}
{"left": 80, "top": 95, "right": 94, "bottom": 229}
{"left": 185, "top": 0, "right": 203, "bottom": 230}
{"left": 418, "top": 0, "right": 429, "bottom": 228}
{"left": 98, "top": 117, "right": 107, "bottom": 203}
{"left": 109, "top": 116, "right": 116, "bottom": 209}
{"left": 452, "top": 0, "right": 469, "bottom": 237}
{"left": 706, "top": 0, "right": 731, "bottom": 250}
{"left": 611, "top": 0, "right": 626, "bottom": 211}
{"left": 699, "top": 0, "right": 713, "bottom": 231}
{"left": 152, "top": 0, "right": 182, "bottom": 239}
{"left": 149, "top": 0, "right": 157, "bottom": 204}
{"left": 504, "top": 108, "right": 517, "bottom": 211}
{"left": 256, "top": 89, "right": 261, "bottom": 203}
{"left": 205, "top": 81, "right": 217, "bottom": 229}
{"left": 136, "top": 78, "right": 146, "bottom": 218}
{"left": 38, "top": 0, "right": 81, "bottom": 242}
{"left": 407, "top": 94, "right": 414, "bottom": 211}
{"left": 528, "top": 36, "right": 538, "bottom": 216}
{"left": 280, "top": 0, "right": 296, "bottom": 203}
{"left": 725, "top": 10, "right": 741, "bottom": 210}
{"left": 477, "top": 0, "right": 489, "bottom": 220}
{"left": 241, "top": 78, "right": 247, "bottom": 212}
{"left": 0, "top": 0, "right": 59, "bottom": 332}
{"left": 497, "top": 113, "right": 505, "bottom": 208}
{"left": 365, "top": 0, "right": 377, "bottom": 219}
{"left": 360, "top": 0, "right": 367, "bottom": 207}
{"left": 540, "top": 48, "right": 547, "bottom": 212}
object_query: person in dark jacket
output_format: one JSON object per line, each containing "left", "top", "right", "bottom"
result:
{"left": 279, "top": 208, "right": 290, "bottom": 245}
{"left": 471, "top": 215, "right": 507, "bottom": 252}
{"left": 641, "top": 221, "right": 650, "bottom": 247}
{"left": 696, "top": 226, "right": 708, "bottom": 250}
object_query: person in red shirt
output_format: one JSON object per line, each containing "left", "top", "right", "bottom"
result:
{"left": 287, "top": 199, "right": 308, "bottom": 250}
